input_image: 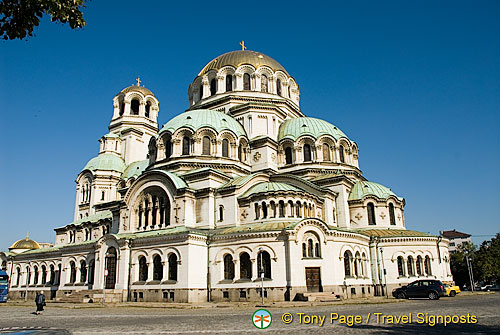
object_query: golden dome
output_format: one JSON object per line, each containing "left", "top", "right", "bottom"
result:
{"left": 198, "top": 50, "right": 289, "bottom": 77}
{"left": 9, "top": 234, "right": 41, "bottom": 250}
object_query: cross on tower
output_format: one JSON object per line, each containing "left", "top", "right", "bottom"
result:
{"left": 136, "top": 76, "right": 141, "bottom": 86}
{"left": 240, "top": 40, "right": 247, "bottom": 50}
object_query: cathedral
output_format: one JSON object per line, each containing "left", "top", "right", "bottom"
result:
{"left": 1, "top": 48, "right": 453, "bottom": 303}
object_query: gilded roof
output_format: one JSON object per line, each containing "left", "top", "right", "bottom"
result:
{"left": 82, "top": 153, "right": 126, "bottom": 173}
{"left": 117, "top": 85, "right": 154, "bottom": 97}
{"left": 278, "top": 117, "right": 349, "bottom": 141}
{"left": 160, "top": 109, "right": 247, "bottom": 138}
{"left": 9, "top": 238, "right": 40, "bottom": 250}
{"left": 198, "top": 50, "right": 289, "bottom": 77}
{"left": 348, "top": 181, "right": 400, "bottom": 201}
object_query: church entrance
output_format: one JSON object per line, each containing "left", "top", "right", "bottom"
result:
{"left": 305, "top": 267, "right": 322, "bottom": 292}
{"left": 105, "top": 247, "right": 117, "bottom": 289}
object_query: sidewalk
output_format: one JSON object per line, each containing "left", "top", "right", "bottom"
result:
{"left": 3, "top": 291, "right": 494, "bottom": 309}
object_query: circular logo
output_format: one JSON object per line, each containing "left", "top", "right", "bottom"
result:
{"left": 252, "top": 309, "right": 272, "bottom": 329}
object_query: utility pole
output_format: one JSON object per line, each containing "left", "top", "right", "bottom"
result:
{"left": 259, "top": 247, "right": 264, "bottom": 305}
{"left": 24, "top": 260, "right": 30, "bottom": 302}
{"left": 380, "top": 248, "right": 388, "bottom": 298}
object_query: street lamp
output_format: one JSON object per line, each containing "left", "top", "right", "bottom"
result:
{"left": 258, "top": 247, "right": 264, "bottom": 305}
{"left": 380, "top": 248, "right": 388, "bottom": 298}
{"left": 466, "top": 256, "right": 474, "bottom": 292}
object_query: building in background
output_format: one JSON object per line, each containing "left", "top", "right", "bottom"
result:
{"left": 1, "top": 48, "right": 452, "bottom": 303}
{"left": 440, "top": 230, "right": 472, "bottom": 252}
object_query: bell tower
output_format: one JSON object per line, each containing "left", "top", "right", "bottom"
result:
{"left": 109, "top": 79, "right": 160, "bottom": 165}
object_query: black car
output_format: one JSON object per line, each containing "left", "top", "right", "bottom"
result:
{"left": 392, "top": 280, "right": 446, "bottom": 300}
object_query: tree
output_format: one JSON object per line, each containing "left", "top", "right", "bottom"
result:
{"left": 450, "top": 241, "right": 476, "bottom": 288}
{"left": 475, "top": 233, "right": 500, "bottom": 284}
{"left": 0, "top": 0, "right": 86, "bottom": 40}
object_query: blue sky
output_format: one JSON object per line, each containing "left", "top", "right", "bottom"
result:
{"left": 0, "top": 1, "right": 499, "bottom": 250}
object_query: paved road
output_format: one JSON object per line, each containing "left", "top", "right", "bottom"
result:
{"left": 0, "top": 293, "right": 499, "bottom": 334}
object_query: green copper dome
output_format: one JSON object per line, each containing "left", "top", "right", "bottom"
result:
{"left": 278, "top": 117, "right": 349, "bottom": 141}
{"left": 348, "top": 181, "right": 400, "bottom": 201}
{"left": 82, "top": 154, "right": 126, "bottom": 173}
{"left": 122, "top": 160, "right": 149, "bottom": 180}
{"left": 160, "top": 109, "right": 247, "bottom": 138}
{"left": 239, "top": 182, "right": 302, "bottom": 198}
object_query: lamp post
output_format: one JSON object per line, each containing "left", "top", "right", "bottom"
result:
{"left": 466, "top": 256, "right": 474, "bottom": 292}
{"left": 259, "top": 247, "right": 264, "bottom": 305}
{"left": 24, "top": 260, "right": 30, "bottom": 302}
{"left": 380, "top": 248, "right": 388, "bottom": 298}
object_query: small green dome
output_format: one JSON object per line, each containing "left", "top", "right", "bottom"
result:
{"left": 278, "top": 117, "right": 348, "bottom": 141}
{"left": 82, "top": 154, "right": 126, "bottom": 173}
{"left": 348, "top": 181, "right": 400, "bottom": 201}
{"left": 239, "top": 182, "right": 301, "bottom": 198}
{"left": 160, "top": 109, "right": 247, "bottom": 138}
{"left": 122, "top": 160, "right": 149, "bottom": 180}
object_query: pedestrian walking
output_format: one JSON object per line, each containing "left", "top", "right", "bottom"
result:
{"left": 35, "top": 291, "right": 46, "bottom": 315}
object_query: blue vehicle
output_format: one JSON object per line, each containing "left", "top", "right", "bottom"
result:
{"left": 0, "top": 270, "right": 9, "bottom": 302}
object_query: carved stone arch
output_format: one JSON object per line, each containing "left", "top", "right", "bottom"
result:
{"left": 124, "top": 92, "right": 145, "bottom": 104}
{"left": 235, "top": 245, "right": 253, "bottom": 257}
{"left": 254, "top": 245, "right": 278, "bottom": 261}
{"left": 235, "top": 64, "right": 256, "bottom": 75}
{"left": 274, "top": 71, "right": 287, "bottom": 83}
{"left": 296, "top": 135, "right": 316, "bottom": 147}
{"left": 172, "top": 127, "right": 195, "bottom": 141}
{"left": 196, "top": 127, "right": 218, "bottom": 140}
{"left": 339, "top": 245, "right": 356, "bottom": 259}
{"left": 217, "top": 66, "right": 236, "bottom": 76}
{"left": 149, "top": 248, "right": 164, "bottom": 262}
{"left": 256, "top": 66, "right": 274, "bottom": 78}
{"left": 294, "top": 219, "right": 330, "bottom": 239}
{"left": 215, "top": 247, "right": 235, "bottom": 263}
{"left": 145, "top": 96, "right": 159, "bottom": 110}
{"left": 134, "top": 249, "right": 149, "bottom": 264}
{"left": 165, "top": 247, "right": 182, "bottom": 264}
{"left": 218, "top": 130, "right": 237, "bottom": 143}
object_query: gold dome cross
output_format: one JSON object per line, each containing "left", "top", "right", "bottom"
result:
{"left": 240, "top": 40, "right": 247, "bottom": 50}
{"left": 136, "top": 76, "right": 141, "bottom": 86}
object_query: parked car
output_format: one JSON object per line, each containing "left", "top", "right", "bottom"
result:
{"left": 392, "top": 280, "right": 446, "bottom": 300}
{"left": 444, "top": 284, "right": 461, "bottom": 297}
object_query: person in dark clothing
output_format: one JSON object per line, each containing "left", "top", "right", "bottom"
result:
{"left": 35, "top": 291, "right": 46, "bottom": 315}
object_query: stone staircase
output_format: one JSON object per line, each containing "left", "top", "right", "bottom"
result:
{"left": 303, "top": 292, "right": 341, "bottom": 302}
{"left": 57, "top": 289, "right": 123, "bottom": 303}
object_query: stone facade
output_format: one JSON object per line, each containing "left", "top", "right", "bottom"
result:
{"left": 1, "top": 49, "right": 453, "bottom": 303}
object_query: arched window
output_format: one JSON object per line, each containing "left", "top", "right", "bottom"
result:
{"left": 243, "top": 73, "right": 251, "bottom": 90}
{"left": 367, "top": 203, "right": 376, "bottom": 225}
{"left": 276, "top": 79, "right": 282, "bottom": 96}
{"left": 145, "top": 101, "right": 151, "bottom": 118}
{"left": 344, "top": 251, "right": 352, "bottom": 277}
{"left": 198, "top": 84, "right": 204, "bottom": 100}
{"left": 261, "top": 74, "right": 268, "bottom": 92}
{"left": 226, "top": 75, "right": 232, "bottom": 92}
{"left": 323, "top": 143, "right": 331, "bottom": 161}
{"left": 261, "top": 202, "right": 267, "bottom": 219}
{"left": 153, "top": 255, "right": 163, "bottom": 281}
{"left": 407, "top": 256, "right": 415, "bottom": 276}
{"left": 239, "top": 252, "right": 252, "bottom": 279}
{"left": 354, "top": 252, "right": 360, "bottom": 277}
{"left": 57, "top": 264, "right": 62, "bottom": 285}
{"left": 307, "top": 239, "right": 314, "bottom": 257}
{"left": 131, "top": 99, "right": 140, "bottom": 115}
{"left": 288, "top": 200, "right": 295, "bottom": 217}
{"left": 182, "top": 136, "right": 190, "bottom": 155}
{"left": 222, "top": 139, "right": 229, "bottom": 157}
{"left": 303, "top": 144, "right": 312, "bottom": 162}
{"left": 41, "top": 265, "right": 47, "bottom": 285}
{"left": 255, "top": 203, "right": 260, "bottom": 220}
{"left": 138, "top": 256, "right": 148, "bottom": 282}
{"left": 69, "top": 262, "right": 76, "bottom": 284}
{"left": 302, "top": 243, "right": 307, "bottom": 257}
{"left": 26, "top": 267, "right": 31, "bottom": 285}
{"left": 219, "top": 205, "right": 224, "bottom": 221}
{"left": 424, "top": 256, "right": 432, "bottom": 276}
{"left": 119, "top": 101, "right": 124, "bottom": 116}
{"left": 165, "top": 139, "right": 172, "bottom": 158}
{"left": 210, "top": 78, "right": 216, "bottom": 96}
{"left": 257, "top": 251, "right": 271, "bottom": 279}
{"left": 88, "top": 260, "right": 95, "bottom": 285}
{"left": 361, "top": 252, "right": 367, "bottom": 276}
{"left": 168, "top": 253, "right": 178, "bottom": 281}
{"left": 296, "top": 201, "right": 302, "bottom": 218}
{"left": 416, "top": 256, "right": 423, "bottom": 276}
{"left": 202, "top": 136, "right": 211, "bottom": 155}
{"left": 16, "top": 267, "right": 21, "bottom": 286}
{"left": 223, "top": 254, "right": 234, "bottom": 280}
{"left": 285, "top": 147, "right": 293, "bottom": 165}
{"left": 397, "top": 256, "right": 405, "bottom": 276}
{"left": 278, "top": 201, "right": 285, "bottom": 218}
{"left": 339, "top": 144, "right": 345, "bottom": 163}
{"left": 270, "top": 201, "right": 276, "bottom": 218}
{"left": 238, "top": 144, "right": 243, "bottom": 161}
{"left": 80, "top": 261, "right": 87, "bottom": 283}
{"left": 389, "top": 203, "right": 396, "bottom": 225}
{"left": 315, "top": 242, "right": 321, "bottom": 258}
